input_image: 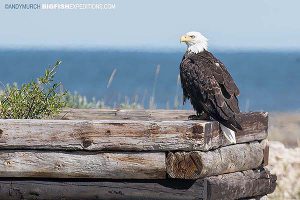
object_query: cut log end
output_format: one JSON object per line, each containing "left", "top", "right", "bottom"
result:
{"left": 167, "top": 140, "right": 267, "bottom": 179}
{"left": 166, "top": 151, "right": 203, "bottom": 179}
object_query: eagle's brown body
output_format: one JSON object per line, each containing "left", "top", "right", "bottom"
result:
{"left": 180, "top": 50, "right": 242, "bottom": 131}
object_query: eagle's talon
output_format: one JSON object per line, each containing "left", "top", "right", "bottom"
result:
{"left": 188, "top": 113, "right": 210, "bottom": 120}
{"left": 188, "top": 115, "right": 198, "bottom": 120}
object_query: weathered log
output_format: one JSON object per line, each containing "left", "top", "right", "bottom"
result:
{"left": 58, "top": 109, "right": 268, "bottom": 124}
{"left": 167, "top": 140, "right": 267, "bottom": 179}
{"left": 59, "top": 110, "right": 269, "bottom": 150}
{"left": 240, "top": 196, "right": 268, "bottom": 200}
{"left": 263, "top": 142, "right": 269, "bottom": 166}
{"left": 0, "top": 169, "right": 276, "bottom": 200}
{"left": 0, "top": 119, "right": 217, "bottom": 151}
{"left": 206, "top": 169, "right": 276, "bottom": 200}
{"left": 57, "top": 109, "right": 195, "bottom": 121}
{"left": 0, "top": 112, "right": 267, "bottom": 151}
{"left": 0, "top": 151, "right": 165, "bottom": 179}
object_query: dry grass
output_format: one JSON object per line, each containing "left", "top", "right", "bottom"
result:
{"left": 268, "top": 142, "right": 300, "bottom": 200}
{"left": 268, "top": 113, "right": 300, "bottom": 199}
{"left": 269, "top": 113, "right": 300, "bottom": 147}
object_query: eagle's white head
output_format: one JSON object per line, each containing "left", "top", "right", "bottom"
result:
{"left": 180, "top": 31, "right": 208, "bottom": 53}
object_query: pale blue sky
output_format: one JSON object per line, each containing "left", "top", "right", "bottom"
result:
{"left": 1, "top": 0, "right": 300, "bottom": 50}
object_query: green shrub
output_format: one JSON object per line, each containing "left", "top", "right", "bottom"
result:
{"left": 0, "top": 61, "right": 66, "bottom": 119}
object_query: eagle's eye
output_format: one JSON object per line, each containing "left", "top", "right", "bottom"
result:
{"left": 190, "top": 35, "right": 195, "bottom": 39}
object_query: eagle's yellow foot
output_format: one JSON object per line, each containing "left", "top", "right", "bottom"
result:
{"left": 188, "top": 113, "right": 209, "bottom": 120}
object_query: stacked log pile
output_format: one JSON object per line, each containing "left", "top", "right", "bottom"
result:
{"left": 0, "top": 109, "right": 276, "bottom": 200}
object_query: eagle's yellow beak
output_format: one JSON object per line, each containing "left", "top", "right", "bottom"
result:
{"left": 180, "top": 35, "right": 192, "bottom": 43}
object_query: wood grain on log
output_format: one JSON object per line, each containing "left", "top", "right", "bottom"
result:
{"left": 57, "top": 109, "right": 195, "bottom": 121}
{"left": 167, "top": 140, "right": 266, "bottom": 179}
{"left": 0, "top": 112, "right": 267, "bottom": 151}
{"left": 0, "top": 169, "right": 276, "bottom": 200}
{"left": 240, "top": 196, "right": 268, "bottom": 200}
{"left": 0, "top": 151, "right": 165, "bottom": 179}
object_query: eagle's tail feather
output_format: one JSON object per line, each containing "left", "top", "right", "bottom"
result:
{"left": 220, "top": 124, "right": 236, "bottom": 144}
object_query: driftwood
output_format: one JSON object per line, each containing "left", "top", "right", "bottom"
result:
{"left": 0, "top": 112, "right": 267, "bottom": 151}
{"left": 167, "top": 140, "right": 267, "bottom": 179}
{"left": 0, "top": 151, "right": 165, "bottom": 179}
{"left": 0, "top": 169, "right": 275, "bottom": 200}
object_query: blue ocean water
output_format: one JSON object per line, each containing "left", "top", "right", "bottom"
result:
{"left": 0, "top": 49, "right": 299, "bottom": 112}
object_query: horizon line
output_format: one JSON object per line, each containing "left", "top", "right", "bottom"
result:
{"left": 1, "top": 45, "right": 300, "bottom": 53}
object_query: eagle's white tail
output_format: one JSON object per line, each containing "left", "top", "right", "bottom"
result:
{"left": 220, "top": 124, "right": 236, "bottom": 144}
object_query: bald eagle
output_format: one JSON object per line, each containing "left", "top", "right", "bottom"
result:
{"left": 180, "top": 31, "right": 242, "bottom": 144}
